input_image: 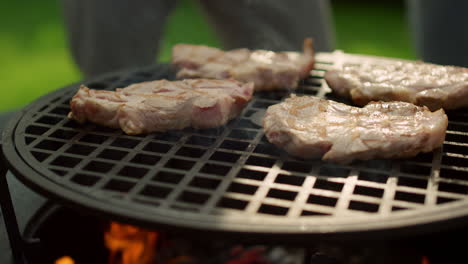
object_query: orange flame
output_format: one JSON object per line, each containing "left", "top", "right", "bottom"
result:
{"left": 54, "top": 256, "right": 75, "bottom": 264}
{"left": 105, "top": 222, "right": 158, "bottom": 264}
{"left": 421, "top": 256, "right": 430, "bottom": 264}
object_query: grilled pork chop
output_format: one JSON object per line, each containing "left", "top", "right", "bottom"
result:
{"left": 325, "top": 59, "right": 468, "bottom": 110}
{"left": 172, "top": 39, "right": 314, "bottom": 91}
{"left": 263, "top": 95, "right": 447, "bottom": 164}
{"left": 68, "top": 79, "right": 254, "bottom": 135}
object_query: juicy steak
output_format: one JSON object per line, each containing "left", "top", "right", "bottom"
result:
{"left": 325, "top": 59, "right": 468, "bottom": 111}
{"left": 172, "top": 39, "right": 314, "bottom": 91}
{"left": 68, "top": 79, "right": 254, "bottom": 135}
{"left": 263, "top": 95, "right": 447, "bottom": 164}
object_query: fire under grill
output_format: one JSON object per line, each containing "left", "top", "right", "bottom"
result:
{"left": 3, "top": 53, "right": 468, "bottom": 243}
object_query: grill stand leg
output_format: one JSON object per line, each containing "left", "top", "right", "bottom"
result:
{"left": 0, "top": 158, "right": 27, "bottom": 264}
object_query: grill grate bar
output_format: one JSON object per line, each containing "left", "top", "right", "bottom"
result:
{"left": 158, "top": 119, "right": 240, "bottom": 211}
{"left": 199, "top": 106, "right": 270, "bottom": 214}
{"left": 71, "top": 134, "right": 143, "bottom": 188}
{"left": 123, "top": 133, "right": 191, "bottom": 200}
{"left": 442, "top": 152, "right": 468, "bottom": 160}
{"left": 333, "top": 169, "right": 359, "bottom": 215}
{"left": 439, "top": 164, "right": 468, "bottom": 172}
{"left": 437, "top": 178, "right": 468, "bottom": 188}
{"left": 152, "top": 154, "right": 198, "bottom": 209}
{"left": 286, "top": 167, "right": 319, "bottom": 218}
{"left": 245, "top": 160, "right": 283, "bottom": 215}
{"left": 377, "top": 162, "right": 400, "bottom": 215}
{"left": 425, "top": 148, "right": 443, "bottom": 206}
{"left": 301, "top": 203, "right": 336, "bottom": 215}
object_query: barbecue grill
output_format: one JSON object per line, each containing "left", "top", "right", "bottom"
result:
{"left": 2, "top": 52, "right": 468, "bottom": 263}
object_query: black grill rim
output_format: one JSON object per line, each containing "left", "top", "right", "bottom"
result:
{"left": 3, "top": 63, "right": 468, "bottom": 243}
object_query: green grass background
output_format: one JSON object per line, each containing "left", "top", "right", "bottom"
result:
{"left": 0, "top": 0, "right": 415, "bottom": 112}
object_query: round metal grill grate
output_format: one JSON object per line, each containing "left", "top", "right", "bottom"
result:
{"left": 4, "top": 55, "right": 468, "bottom": 241}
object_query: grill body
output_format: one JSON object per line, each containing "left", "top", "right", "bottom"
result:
{"left": 3, "top": 54, "right": 468, "bottom": 242}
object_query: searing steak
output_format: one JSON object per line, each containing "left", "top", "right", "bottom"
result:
{"left": 172, "top": 39, "right": 314, "bottom": 91}
{"left": 325, "top": 59, "right": 468, "bottom": 110}
{"left": 68, "top": 79, "right": 254, "bottom": 135}
{"left": 263, "top": 95, "right": 447, "bottom": 164}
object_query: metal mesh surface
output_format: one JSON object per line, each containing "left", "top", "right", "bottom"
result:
{"left": 4, "top": 54, "right": 468, "bottom": 239}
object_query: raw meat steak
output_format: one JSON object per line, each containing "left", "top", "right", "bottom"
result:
{"left": 263, "top": 95, "right": 447, "bottom": 164}
{"left": 325, "top": 59, "right": 468, "bottom": 110}
{"left": 68, "top": 79, "right": 254, "bottom": 135}
{"left": 172, "top": 39, "right": 314, "bottom": 91}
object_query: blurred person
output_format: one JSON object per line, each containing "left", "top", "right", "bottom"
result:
{"left": 61, "top": 0, "right": 335, "bottom": 78}
{"left": 407, "top": 0, "right": 468, "bottom": 67}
